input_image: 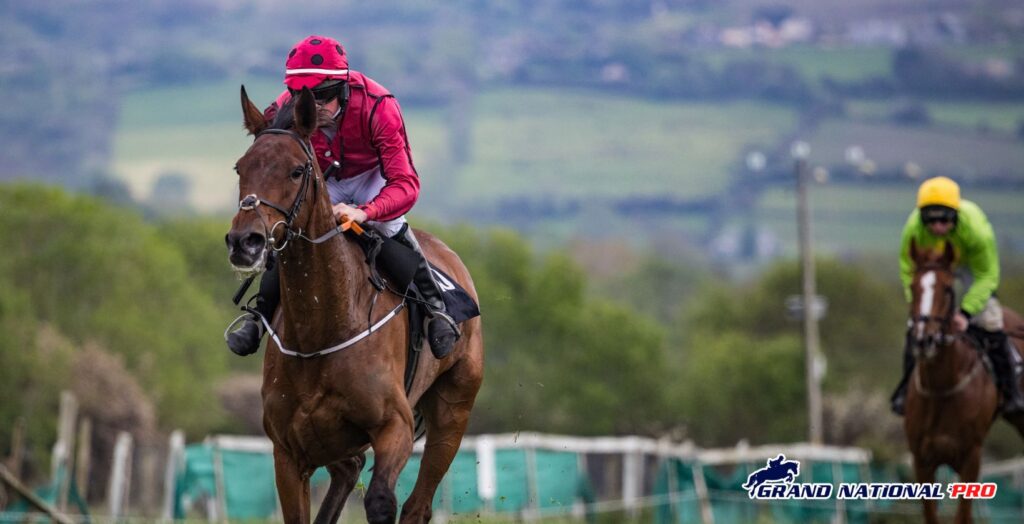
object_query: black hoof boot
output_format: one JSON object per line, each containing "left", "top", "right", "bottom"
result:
{"left": 427, "top": 313, "right": 459, "bottom": 359}
{"left": 226, "top": 317, "right": 264, "bottom": 356}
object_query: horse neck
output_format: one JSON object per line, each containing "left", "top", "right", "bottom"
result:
{"left": 275, "top": 196, "right": 370, "bottom": 348}
{"left": 919, "top": 337, "right": 976, "bottom": 389}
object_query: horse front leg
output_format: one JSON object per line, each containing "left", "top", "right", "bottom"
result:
{"left": 274, "top": 448, "right": 312, "bottom": 524}
{"left": 953, "top": 446, "right": 982, "bottom": 524}
{"left": 313, "top": 453, "right": 366, "bottom": 524}
{"left": 365, "top": 415, "right": 414, "bottom": 524}
{"left": 914, "top": 457, "right": 940, "bottom": 524}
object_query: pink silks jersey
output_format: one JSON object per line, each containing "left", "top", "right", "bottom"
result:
{"left": 264, "top": 70, "right": 420, "bottom": 233}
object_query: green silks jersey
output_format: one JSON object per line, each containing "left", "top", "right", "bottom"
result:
{"left": 899, "top": 199, "right": 999, "bottom": 316}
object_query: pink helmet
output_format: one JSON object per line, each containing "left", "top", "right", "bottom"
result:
{"left": 284, "top": 35, "right": 349, "bottom": 91}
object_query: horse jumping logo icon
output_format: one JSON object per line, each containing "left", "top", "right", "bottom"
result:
{"left": 743, "top": 454, "right": 800, "bottom": 490}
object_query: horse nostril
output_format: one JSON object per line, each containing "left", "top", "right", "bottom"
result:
{"left": 242, "top": 232, "right": 266, "bottom": 252}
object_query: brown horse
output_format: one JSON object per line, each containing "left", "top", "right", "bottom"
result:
{"left": 226, "top": 87, "right": 483, "bottom": 524}
{"left": 904, "top": 240, "right": 998, "bottom": 523}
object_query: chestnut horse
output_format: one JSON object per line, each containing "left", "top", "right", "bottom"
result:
{"left": 226, "top": 87, "right": 483, "bottom": 524}
{"left": 904, "top": 240, "right": 998, "bottom": 523}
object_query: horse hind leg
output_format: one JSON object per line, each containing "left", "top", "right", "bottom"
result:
{"left": 400, "top": 359, "right": 483, "bottom": 524}
{"left": 313, "top": 453, "right": 366, "bottom": 524}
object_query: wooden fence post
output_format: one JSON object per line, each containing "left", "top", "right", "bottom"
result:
{"left": 7, "top": 417, "right": 26, "bottom": 480}
{"left": 53, "top": 391, "right": 78, "bottom": 511}
{"left": 76, "top": 418, "right": 92, "bottom": 502}
{"left": 108, "top": 432, "right": 134, "bottom": 519}
{"left": 161, "top": 430, "right": 185, "bottom": 522}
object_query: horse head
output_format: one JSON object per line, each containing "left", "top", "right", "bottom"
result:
{"left": 226, "top": 86, "right": 325, "bottom": 276}
{"left": 908, "top": 239, "right": 957, "bottom": 360}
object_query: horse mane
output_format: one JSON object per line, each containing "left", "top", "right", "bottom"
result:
{"left": 269, "top": 97, "right": 336, "bottom": 131}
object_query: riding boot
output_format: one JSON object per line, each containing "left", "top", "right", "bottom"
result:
{"left": 890, "top": 333, "right": 916, "bottom": 416}
{"left": 226, "top": 256, "right": 280, "bottom": 356}
{"left": 392, "top": 225, "right": 459, "bottom": 359}
{"left": 986, "top": 330, "right": 1024, "bottom": 413}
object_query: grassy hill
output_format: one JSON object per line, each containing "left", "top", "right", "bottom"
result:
{"left": 111, "top": 70, "right": 1024, "bottom": 257}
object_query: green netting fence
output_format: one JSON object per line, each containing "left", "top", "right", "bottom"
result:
{"left": 167, "top": 434, "right": 1024, "bottom": 522}
{"left": 173, "top": 434, "right": 594, "bottom": 520}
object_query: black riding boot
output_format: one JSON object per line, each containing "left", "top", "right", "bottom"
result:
{"left": 986, "top": 330, "right": 1024, "bottom": 413}
{"left": 226, "top": 257, "right": 280, "bottom": 356}
{"left": 890, "top": 333, "right": 916, "bottom": 416}
{"left": 392, "top": 225, "right": 459, "bottom": 359}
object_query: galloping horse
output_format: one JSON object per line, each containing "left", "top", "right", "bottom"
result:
{"left": 226, "top": 87, "right": 484, "bottom": 524}
{"left": 904, "top": 240, "right": 997, "bottom": 523}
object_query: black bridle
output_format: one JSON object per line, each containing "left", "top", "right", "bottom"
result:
{"left": 238, "top": 129, "right": 317, "bottom": 251}
{"left": 237, "top": 128, "right": 350, "bottom": 251}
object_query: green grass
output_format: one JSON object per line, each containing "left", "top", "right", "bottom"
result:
{"left": 847, "top": 100, "right": 1024, "bottom": 134}
{"left": 702, "top": 45, "right": 892, "bottom": 83}
{"left": 754, "top": 186, "right": 1024, "bottom": 256}
{"left": 451, "top": 89, "right": 795, "bottom": 201}
{"left": 113, "top": 83, "right": 797, "bottom": 212}
{"left": 800, "top": 119, "right": 1024, "bottom": 180}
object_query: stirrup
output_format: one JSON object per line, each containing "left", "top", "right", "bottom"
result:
{"left": 429, "top": 310, "right": 461, "bottom": 338}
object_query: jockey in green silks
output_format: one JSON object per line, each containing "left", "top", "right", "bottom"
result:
{"left": 891, "top": 176, "right": 1024, "bottom": 415}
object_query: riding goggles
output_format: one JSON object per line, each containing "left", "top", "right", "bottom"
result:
{"left": 290, "top": 80, "right": 346, "bottom": 104}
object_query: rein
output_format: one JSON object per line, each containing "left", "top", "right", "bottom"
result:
{"left": 230, "top": 127, "right": 403, "bottom": 359}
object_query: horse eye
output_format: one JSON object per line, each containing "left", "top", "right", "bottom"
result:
{"left": 290, "top": 166, "right": 304, "bottom": 179}
{"left": 233, "top": 164, "right": 239, "bottom": 175}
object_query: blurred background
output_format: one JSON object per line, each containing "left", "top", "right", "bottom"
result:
{"left": 2, "top": 0, "right": 1024, "bottom": 521}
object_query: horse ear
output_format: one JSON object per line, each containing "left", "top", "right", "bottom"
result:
{"left": 241, "top": 85, "right": 267, "bottom": 136}
{"left": 292, "top": 88, "right": 317, "bottom": 139}
{"left": 940, "top": 241, "right": 955, "bottom": 267}
{"left": 909, "top": 238, "right": 920, "bottom": 264}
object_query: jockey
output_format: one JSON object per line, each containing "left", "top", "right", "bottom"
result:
{"left": 891, "top": 176, "right": 1024, "bottom": 414}
{"left": 226, "top": 35, "right": 460, "bottom": 359}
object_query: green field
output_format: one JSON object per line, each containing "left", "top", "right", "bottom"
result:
{"left": 113, "top": 81, "right": 797, "bottom": 213}
{"left": 703, "top": 45, "right": 892, "bottom": 83}
{"left": 754, "top": 185, "right": 1024, "bottom": 255}
{"left": 847, "top": 100, "right": 1024, "bottom": 134}
{"left": 111, "top": 73, "right": 1024, "bottom": 257}
{"left": 451, "top": 90, "right": 796, "bottom": 201}
{"left": 802, "top": 119, "right": 1024, "bottom": 179}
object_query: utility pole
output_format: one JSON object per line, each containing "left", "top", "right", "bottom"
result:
{"left": 793, "top": 141, "right": 824, "bottom": 445}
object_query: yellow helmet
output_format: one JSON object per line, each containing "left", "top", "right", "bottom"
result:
{"left": 916, "top": 176, "right": 960, "bottom": 210}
